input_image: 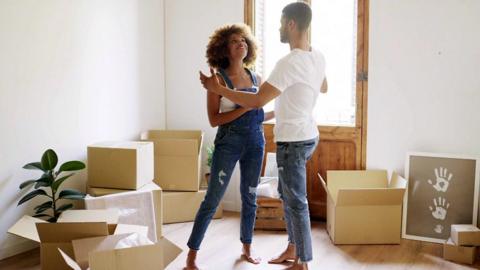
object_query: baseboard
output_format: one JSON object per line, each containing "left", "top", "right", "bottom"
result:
{"left": 0, "top": 239, "right": 38, "bottom": 261}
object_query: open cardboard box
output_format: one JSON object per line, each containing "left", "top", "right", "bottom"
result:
{"left": 8, "top": 210, "right": 181, "bottom": 270}
{"left": 319, "top": 170, "right": 407, "bottom": 244}
{"left": 444, "top": 238, "right": 477, "bottom": 265}
{"left": 58, "top": 231, "right": 181, "bottom": 270}
{"left": 8, "top": 209, "right": 118, "bottom": 270}
{"left": 141, "top": 130, "right": 203, "bottom": 191}
{"left": 451, "top": 224, "right": 480, "bottom": 246}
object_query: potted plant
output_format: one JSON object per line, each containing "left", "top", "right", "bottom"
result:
{"left": 18, "top": 149, "right": 86, "bottom": 222}
{"left": 205, "top": 145, "right": 214, "bottom": 184}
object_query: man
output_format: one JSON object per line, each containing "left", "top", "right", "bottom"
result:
{"left": 200, "top": 2, "right": 327, "bottom": 270}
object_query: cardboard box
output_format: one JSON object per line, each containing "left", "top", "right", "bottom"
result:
{"left": 59, "top": 233, "right": 181, "bottom": 270}
{"left": 163, "top": 190, "right": 222, "bottom": 224}
{"left": 8, "top": 211, "right": 115, "bottom": 270}
{"left": 86, "top": 182, "right": 163, "bottom": 241}
{"left": 444, "top": 238, "right": 477, "bottom": 265}
{"left": 319, "top": 170, "right": 407, "bottom": 244}
{"left": 141, "top": 130, "right": 203, "bottom": 191}
{"left": 88, "top": 141, "right": 154, "bottom": 189}
{"left": 451, "top": 224, "right": 480, "bottom": 246}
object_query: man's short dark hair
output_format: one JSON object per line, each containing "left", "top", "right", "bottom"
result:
{"left": 282, "top": 2, "right": 312, "bottom": 31}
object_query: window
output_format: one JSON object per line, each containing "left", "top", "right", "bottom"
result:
{"left": 250, "top": 0, "right": 360, "bottom": 126}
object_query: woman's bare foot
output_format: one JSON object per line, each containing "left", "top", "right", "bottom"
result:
{"left": 241, "top": 244, "right": 261, "bottom": 264}
{"left": 183, "top": 249, "right": 200, "bottom": 270}
{"left": 269, "top": 243, "right": 296, "bottom": 264}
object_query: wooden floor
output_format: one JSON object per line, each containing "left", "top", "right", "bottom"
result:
{"left": 1, "top": 211, "right": 479, "bottom": 270}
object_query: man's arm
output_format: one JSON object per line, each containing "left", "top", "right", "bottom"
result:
{"left": 200, "top": 68, "right": 281, "bottom": 109}
{"left": 320, "top": 77, "right": 328, "bottom": 93}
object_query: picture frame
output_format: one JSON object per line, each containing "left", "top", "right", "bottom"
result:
{"left": 402, "top": 152, "right": 480, "bottom": 243}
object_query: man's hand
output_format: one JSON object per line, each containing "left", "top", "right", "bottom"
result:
{"left": 199, "top": 68, "right": 221, "bottom": 94}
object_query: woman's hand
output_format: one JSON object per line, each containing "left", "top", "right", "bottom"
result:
{"left": 200, "top": 68, "right": 221, "bottom": 94}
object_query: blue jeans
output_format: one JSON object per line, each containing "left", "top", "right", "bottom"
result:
{"left": 277, "top": 137, "right": 318, "bottom": 263}
{"left": 187, "top": 125, "right": 265, "bottom": 250}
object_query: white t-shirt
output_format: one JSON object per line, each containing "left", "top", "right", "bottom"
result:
{"left": 266, "top": 48, "right": 325, "bottom": 142}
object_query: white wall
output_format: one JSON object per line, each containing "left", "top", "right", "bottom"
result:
{"left": 367, "top": 0, "right": 480, "bottom": 174}
{"left": 0, "top": 0, "right": 165, "bottom": 259}
{"left": 164, "top": 0, "right": 244, "bottom": 211}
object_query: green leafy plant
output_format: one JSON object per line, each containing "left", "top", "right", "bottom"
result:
{"left": 18, "top": 149, "right": 86, "bottom": 222}
{"left": 206, "top": 145, "right": 214, "bottom": 169}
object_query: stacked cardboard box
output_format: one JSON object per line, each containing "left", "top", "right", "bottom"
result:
{"left": 319, "top": 170, "right": 407, "bottom": 244}
{"left": 8, "top": 210, "right": 181, "bottom": 270}
{"left": 254, "top": 196, "right": 286, "bottom": 231}
{"left": 443, "top": 224, "right": 480, "bottom": 265}
{"left": 141, "top": 130, "right": 223, "bottom": 223}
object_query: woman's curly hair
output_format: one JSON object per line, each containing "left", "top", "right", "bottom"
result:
{"left": 206, "top": 23, "right": 257, "bottom": 70}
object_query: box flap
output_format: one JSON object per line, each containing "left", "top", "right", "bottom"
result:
{"left": 388, "top": 172, "right": 407, "bottom": 189}
{"left": 336, "top": 188, "right": 406, "bottom": 206}
{"left": 58, "top": 209, "right": 119, "bottom": 224}
{"left": 7, "top": 215, "right": 47, "bottom": 242}
{"left": 157, "top": 237, "right": 183, "bottom": 265}
{"left": 36, "top": 222, "right": 109, "bottom": 243}
{"left": 58, "top": 248, "right": 83, "bottom": 270}
{"left": 317, "top": 173, "right": 336, "bottom": 204}
{"left": 327, "top": 170, "right": 388, "bottom": 198}
{"left": 141, "top": 130, "right": 203, "bottom": 156}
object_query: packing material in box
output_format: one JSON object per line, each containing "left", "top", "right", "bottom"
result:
{"left": 8, "top": 210, "right": 117, "bottom": 270}
{"left": 88, "top": 141, "right": 154, "bottom": 189}
{"left": 85, "top": 185, "right": 160, "bottom": 242}
{"left": 163, "top": 190, "right": 222, "bottom": 224}
{"left": 451, "top": 224, "right": 480, "bottom": 246}
{"left": 59, "top": 232, "right": 181, "bottom": 270}
{"left": 319, "top": 170, "right": 407, "bottom": 244}
{"left": 141, "top": 130, "right": 203, "bottom": 191}
{"left": 444, "top": 238, "right": 477, "bottom": 265}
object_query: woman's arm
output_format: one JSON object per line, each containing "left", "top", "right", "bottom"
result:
{"left": 207, "top": 75, "right": 250, "bottom": 127}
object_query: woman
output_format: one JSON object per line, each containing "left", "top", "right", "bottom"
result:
{"left": 184, "top": 23, "right": 274, "bottom": 270}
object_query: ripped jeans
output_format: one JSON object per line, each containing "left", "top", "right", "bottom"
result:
{"left": 277, "top": 137, "right": 318, "bottom": 263}
{"left": 187, "top": 124, "right": 265, "bottom": 250}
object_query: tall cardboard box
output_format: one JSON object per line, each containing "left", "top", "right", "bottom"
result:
{"left": 319, "top": 170, "right": 407, "bottom": 244}
{"left": 86, "top": 182, "right": 163, "bottom": 241}
{"left": 141, "top": 130, "right": 203, "bottom": 191}
{"left": 88, "top": 141, "right": 154, "bottom": 189}
{"left": 163, "top": 190, "right": 223, "bottom": 224}
{"left": 444, "top": 238, "right": 477, "bottom": 265}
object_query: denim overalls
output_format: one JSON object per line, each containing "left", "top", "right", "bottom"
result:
{"left": 187, "top": 68, "right": 265, "bottom": 250}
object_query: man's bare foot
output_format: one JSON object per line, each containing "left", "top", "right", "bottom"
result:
{"left": 284, "top": 261, "right": 308, "bottom": 270}
{"left": 183, "top": 249, "right": 200, "bottom": 270}
{"left": 242, "top": 244, "right": 261, "bottom": 264}
{"left": 269, "top": 243, "right": 296, "bottom": 264}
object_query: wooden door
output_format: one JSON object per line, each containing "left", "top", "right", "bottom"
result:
{"left": 254, "top": 0, "right": 370, "bottom": 219}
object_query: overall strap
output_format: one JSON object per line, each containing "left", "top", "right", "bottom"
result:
{"left": 217, "top": 68, "right": 235, "bottom": 89}
{"left": 245, "top": 68, "right": 258, "bottom": 86}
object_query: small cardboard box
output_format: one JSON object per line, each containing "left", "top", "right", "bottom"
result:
{"left": 319, "top": 170, "right": 407, "bottom": 244}
{"left": 88, "top": 141, "right": 154, "bottom": 189}
{"left": 86, "top": 182, "right": 163, "bottom": 241}
{"left": 451, "top": 224, "right": 480, "bottom": 246}
{"left": 163, "top": 190, "right": 222, "bottom": 224}
{"left": 141, "top": 130, "right": 203, "bottom": 191}
{"left": 8, "top": 211, "right": 115, "bottom": 270}
{"left": 59, "top": 233, "right": 182, "bottom": 270}
{"left": 444, "top": 238, "right": 477, "bottom": 265}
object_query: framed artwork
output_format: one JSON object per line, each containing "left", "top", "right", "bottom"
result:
{"left": 402, "top": 152, "right": 480, "bottom": 243}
